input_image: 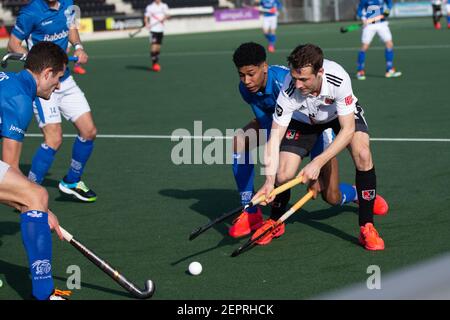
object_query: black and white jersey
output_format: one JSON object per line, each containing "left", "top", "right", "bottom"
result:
{"left": 274, "top": 59, "right": 357, "bottom": 126}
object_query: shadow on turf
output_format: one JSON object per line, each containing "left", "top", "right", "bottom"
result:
{"left": 160, "top": 189, "right": 360, "bottom": 261}
{"left": 0, "top": 222, "right": 132, "bottom": 299}
{"left": 19, "top": 164, "right": 60, "bottom": 190}
{"left": 125, "top": 65, "right": 152, "bottom": 72}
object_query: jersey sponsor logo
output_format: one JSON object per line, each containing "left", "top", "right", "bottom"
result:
{"left": 32, "top": 259, "right": 52, "bottom": 276}
{"left": 42, "top": 20, "right": 53, "bottom": 26}
{"left": 361, "top": 189, "right": 375, "bottom": 201}
{"left": 325, "top": 73, "right": 343, "bottom": 87}
{"left": 0, "top": 72, "right": 9, "bottom": 82}
{"left": 345, "top": 95, "right": 353, "bottom": 106}
{"left": 43, "top": 30, "right": 69, "bottom": 42}
{"left": 9, "top": 124, "right": 25, "bottom": 135}
{"left": 276, "top": 105, "right": 283, "bottom": 116}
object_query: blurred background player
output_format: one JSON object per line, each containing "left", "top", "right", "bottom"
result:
{"left": 355, "top": 0, "right": 402, "bottom": 80}
{"left": 253, "top": 0, "right": 282, "bottom": 52}
{"left": 229, "top": 42, "right": 387, "bottom": 239}
{"left": 8, "top": 0, "right": 98, "bottom": 202}
{"left": 431, "top": 0, "right": 450, "bottom": 29}
{"left": 0, "top": 42, "right": 68, "bottom": 300}
{"left": 144, "top": 0, "right": 170, "bottom": 72}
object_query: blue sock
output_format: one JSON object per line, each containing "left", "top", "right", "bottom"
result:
{"left": 232, "top": 152, "right": 256, "bottom": 213}
{"left": 447, "top": 16, "right": 450, "bottom": 24}
{"left": 357, "top": 50, "right": 366, "bottom": 71}
{"left": 339, "top": 183, "right": 357, "bottom": 205}
{"left": 65, "top": 136, "right": 94, "bottom": 183}
{"left": 264, "top": 33, "right": 270, "bottom": 42}
{"left": 269, "top": 34, "right": 276, "bottom": 45}
{"left": 385, "top": 48, "right": 394, "bottom": 71}
{"left": 20, "top": 211, "right": 54, "bottom": 300}
{"left": 28, "top": 144, "right": 57, "bottom": 184}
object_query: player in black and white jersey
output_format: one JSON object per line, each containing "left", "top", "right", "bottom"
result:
{"left": 253, "top": 44, "right": 386, "bottom": 251}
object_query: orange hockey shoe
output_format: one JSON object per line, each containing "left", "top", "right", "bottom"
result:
{"left": 359, "top": 223, "right": 385, "bottom": 251}
{"left": 228, "top": 207, "right": 264, "bottom": 238}
{"left": 373, "top": 194, "right": 389, "bottom": 215}
{"left": 251, "top": 219, "right": 285, "bottom": 246}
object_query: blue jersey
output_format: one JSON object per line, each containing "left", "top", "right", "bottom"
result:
{"left": 12, "top": 0, "right": 74, "bottom": 80}
{"left": 260, "top": 0, "right": 282, "bottom": 17}
{"left": 0, "top": 70, "right": 37, "bottom": 142}
{"left": 239, "top": 65, "right": 289, "bottom": 130}
{"left": 357, "top": 0, "right": 392, "bottom": 19}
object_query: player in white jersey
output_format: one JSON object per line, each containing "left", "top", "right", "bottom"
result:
{"left": 431, "top": 0, "right": 450, "bottom": 29}
{"left": 145, "top": 0, "right": 170, "bottom": 72}
{"left": 253, "top": 44, "right": 385, "bottom": 251}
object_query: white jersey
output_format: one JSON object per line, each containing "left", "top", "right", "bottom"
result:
{"left": 274, "top": 59, "right": 357, "bottom": 126}
{"left": 145, "top": 2, "right": 169, "bottom": 33}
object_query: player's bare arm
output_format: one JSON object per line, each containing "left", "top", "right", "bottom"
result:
{"left": 2, "top": 137, "right": 23, "bottom": 169}
{"left": 69, "top": 28, "right": 88, "bottom": 64}
{"left": 7, "top": 34, "right": 28, "bottom": 54}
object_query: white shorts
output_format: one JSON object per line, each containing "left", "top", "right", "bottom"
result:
{"left": 0, "top": 160, "right": 10, "bottom": 183}
{"left": 33, "top": 75, "right": 91, "bottom": 128}
{"left": 447, "top": 4, "right": 450, "bottom": 13}
{"left": 361, "top": 21, "right": 392, "bottom": 45}
{"left": 263, "top": 15, "right": 278, "bottom": 31}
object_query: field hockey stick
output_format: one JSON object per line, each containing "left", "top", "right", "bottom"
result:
{"left": 60, "top": 226, "right": 155, "bottom": 299}
{"left": 340, "top": 14, "right": 385, "bottom": 33}
{"left": 189, "top": 176, "right": 303, "bottom": 241}
{"left": 128, "top": 27, "right": 143, "bottom": 38}
{"left": 231, "top": 189, "right": 315, "bottom": 257}
{"left": 1, "top": 52, "right": 78, "bottom": 68}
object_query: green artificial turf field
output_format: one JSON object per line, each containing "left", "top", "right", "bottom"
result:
{"left": 1, "top": 17, "right": 449, "bottom": 300}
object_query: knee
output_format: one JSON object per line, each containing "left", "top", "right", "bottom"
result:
{"left": 355, "top": 147, "right": 373, "bottom": 170}
{"left": 80, "top": 126, "right": 97, "bottom": 141}
{"left": 26, "top": 184, "right": 49, "bottom": 211}
{"left": 44, "top": 130, "right": 63, "bottom": 150}
{"left": 276, "top": 170, "right": 294, "bottom": 185}
{"left": 322, "top": 191, "right": 341, "bottom": 207}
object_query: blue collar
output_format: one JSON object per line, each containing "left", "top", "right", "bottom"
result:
{"left": 19, "top": 70, "right": 37, "bottom": 101}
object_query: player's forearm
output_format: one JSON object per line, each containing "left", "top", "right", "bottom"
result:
{"left": 2, "top": 138, "right": 23, "bottom": 170}
{"left": 69, "top": 28, "right": 82, "bottom": 47}
{"left": 263, "top": 123, "right": 286, "bottom": 184}
{"left": 7, "top": 35, "right": 27, "bottom": 54}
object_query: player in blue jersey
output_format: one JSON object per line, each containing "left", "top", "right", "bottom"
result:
{"left": 228, "top": 42, "right": 388, "bottom": 239}
{"left": 7, "top": 0, "right": 97, "bottom": 202}
{"left": 355, "top": 0, "right": 402, "bottom": 80}
{"left": 254, "top": 0, "right": 282, "bottom": 52}
{"left": 0, "top": 42, "right": 70, "bottom": 300}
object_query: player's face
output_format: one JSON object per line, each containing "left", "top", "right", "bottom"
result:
{"left": 238, "top": 63, "right": 268, "bottom": 93}
{"left": 37, "top": 67, "right": 66, "bottom": 100}
{"left": 290, "top": 66, "right": 323, "bottom": 96}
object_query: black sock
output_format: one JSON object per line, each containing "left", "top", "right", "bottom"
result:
{"left": 356, "top": 167, "right": 376, "bottom": 226}
{"left": 270, "top": 188, "right": 291, "bottom": 221}
{"left": 151, "top": 51, "right": 159, "bottom": 64}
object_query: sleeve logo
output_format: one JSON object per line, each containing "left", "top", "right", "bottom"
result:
{"left": 276, "top": 105, "right": 283, "bottom": 116}
{"left": 345, "top": 95, "right": 353, "bottom": 106}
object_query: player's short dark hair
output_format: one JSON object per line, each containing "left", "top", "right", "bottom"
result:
{"left": 287, "top": 44, "right": 324, "bottom": 74}
{"left": 233, "top": 42, "right": 266, "bottom": 68}
{"left": 25, "top": 41, "right": 68, "bottom": 74}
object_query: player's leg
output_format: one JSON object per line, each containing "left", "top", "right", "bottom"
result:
{"left": 348, "top": 105, "right": 384, "bottom": 250}
{"left": 0, "top": 162, "right": 58, "bottom": 300}
{"left": 357, "top": 25, "right": 375, "bottom": 80}
{"left": 229, "top": 119, "right": 264, "bottom": 238}
{"left": 380, "top": 24, "right": 402, "bottom": 78}
{"left": 446, "top": 3, "right": 450, "bottom": 28}
{"left": 262, "top": 17, "right": 272, "bottom": 51}
{"left": 28, "top": 95, "right": 63, "bottom": 184}
{"left": 432, "top": 4, "right": 442, "bottom": 29}
{"left": 150, "top": 32, "right": 163, "bottom": 71}
{"left": 57, "top": 76, "right": 97, "bottom": 202}
{"left": 267, "top": 16, "right": 277, "bottom": 52}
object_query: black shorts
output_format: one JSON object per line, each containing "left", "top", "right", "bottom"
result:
{"left": 151, "top": 32, "right": 164, "bottom": 45}
{"left": 280, "top": 103, "right": 369, "bottom": 158}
